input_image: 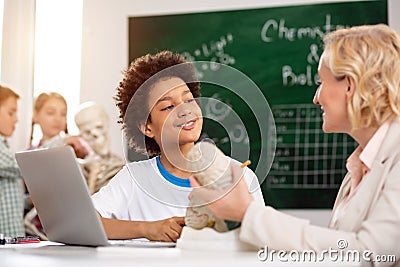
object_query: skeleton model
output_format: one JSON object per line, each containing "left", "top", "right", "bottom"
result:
{"left": 75, "top": 102, "right": 124, "bottom": 194}
{"left": 185, "top": 141, "right": 240, "bottom": 232}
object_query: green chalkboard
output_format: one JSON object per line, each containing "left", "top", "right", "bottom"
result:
{"left": 128, "top": 1, "right": 388, "bottom": 208}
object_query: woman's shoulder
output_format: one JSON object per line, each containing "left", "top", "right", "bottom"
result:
{"left": 379, "top": 118, "right": 400, "bottom": 161}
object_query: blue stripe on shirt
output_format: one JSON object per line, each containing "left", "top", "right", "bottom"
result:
{"left": 156, "top": 156, "right": 191, "bottom": 188}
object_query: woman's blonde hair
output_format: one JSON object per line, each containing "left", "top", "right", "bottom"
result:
{"left": 323, "top": 24, "right": 400, "bottom": 130}
{"left": 30, "top": 92, "right": 68, "bottom": 144}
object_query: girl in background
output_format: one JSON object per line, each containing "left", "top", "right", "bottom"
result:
{"left": 0, "top": 85, "right": 25, "bottom": 237}
{"left": 29, "top": 92, "right": 88, "bottom": 158}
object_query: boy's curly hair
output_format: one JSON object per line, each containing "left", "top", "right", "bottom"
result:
{"left": 114, "top": 50, "right": 200, "bottom": 157}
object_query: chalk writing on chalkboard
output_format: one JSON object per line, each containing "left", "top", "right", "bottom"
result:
{"left": 180, "top": 34, "right": 236, "bottom": 79}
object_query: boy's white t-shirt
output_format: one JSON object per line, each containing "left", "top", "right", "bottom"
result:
{"left": 91, "top": 157, "right": 264, "bottom": 221}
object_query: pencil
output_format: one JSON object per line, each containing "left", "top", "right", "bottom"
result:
{"left": 240, "top": 160, "right": 251, "bottom": 168}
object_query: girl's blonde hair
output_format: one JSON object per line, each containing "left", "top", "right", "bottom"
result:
{"left": 323, "top": 24, "right": 400, "bottom": 130}
{"left": 30, "top": 92, "right": 68, "bottom": 144}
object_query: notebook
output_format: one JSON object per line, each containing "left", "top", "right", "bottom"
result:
{"left": 15, "top": 146, "right": 175, "bottom": 248}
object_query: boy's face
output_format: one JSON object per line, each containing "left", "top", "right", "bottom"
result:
{"left": 0, "top": 96, "right": 18, "bottom": 137}
{"left": 144, "top": 77, "right": 202, "bottom": 150}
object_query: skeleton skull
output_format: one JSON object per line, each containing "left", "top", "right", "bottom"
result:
{"left": 75, "top": 102, "right": 110, "bottom": 157}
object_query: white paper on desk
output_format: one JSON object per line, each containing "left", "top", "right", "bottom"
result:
{"left": 108, "top": 239, "right": 176, "bottom": 248}
{"left": 176, "top": 226, "right": 257, "bottom": 251}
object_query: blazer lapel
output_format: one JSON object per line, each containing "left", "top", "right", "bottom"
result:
{"left": 335, "top": 162, "right": 386, "bottom": 231}
{"left": 332, "top": 119, "right": 400, "bottom": 231}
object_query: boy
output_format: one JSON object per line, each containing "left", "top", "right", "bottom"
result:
{"left": 91, "top": 51, "right": 264, "bottom": 242}
{"left": 0, "top": 85, "right": 24, "bottom": 237}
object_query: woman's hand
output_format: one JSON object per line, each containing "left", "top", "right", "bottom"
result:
{"left": 189, "top": 164, "right": 254, "bottom": 222}
{"left": 144, "top": 216, "right": 185, "bottom": 242}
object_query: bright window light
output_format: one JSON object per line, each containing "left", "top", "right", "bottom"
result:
{"left": 33, "top": 0, "right": 83, "bottom": 143}
{"left": 0, "top": 0, "right": 4, "bottom": 75}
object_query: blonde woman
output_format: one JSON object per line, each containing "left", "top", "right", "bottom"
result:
{"left": 191, "top": 24, "right": 400, "bottom": 266}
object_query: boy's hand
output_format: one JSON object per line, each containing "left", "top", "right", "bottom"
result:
{"left": 145, "top": 216, "right": 185, "bottom": 242}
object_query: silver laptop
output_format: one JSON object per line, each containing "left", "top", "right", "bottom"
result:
{"left": 15, "top": 146, "right": 175, "bottom": 248}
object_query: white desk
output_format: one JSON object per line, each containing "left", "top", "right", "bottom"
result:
{"left": 0, "top": 242, "right": 359, "bottom": 267}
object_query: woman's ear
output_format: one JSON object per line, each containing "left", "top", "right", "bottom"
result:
{"left": 346, "top": 76, "right": 356, "bottom": 98}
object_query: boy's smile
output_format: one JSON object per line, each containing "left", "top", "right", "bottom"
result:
{"left": 176, "top": 119, "right": 197, "bottom": 130}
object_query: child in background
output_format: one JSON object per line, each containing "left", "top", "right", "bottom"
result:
{"left": 0, "top": 85, "right": 25, "bottom": 237}
{"left": 29, "top": 92, "right": 89, "bottom": 158}
{"left": 91, "top": 50, "right": 264, "bottom": 242}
